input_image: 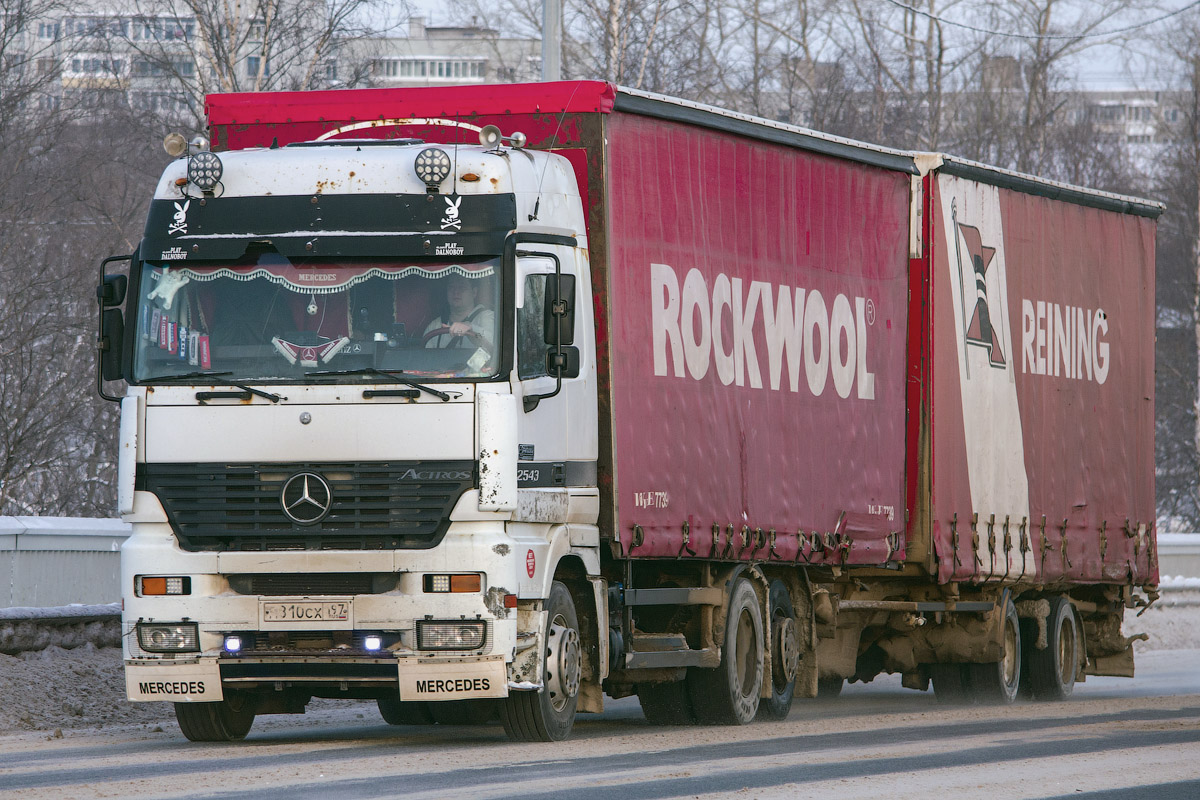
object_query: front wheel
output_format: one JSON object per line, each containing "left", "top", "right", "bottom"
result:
{"left": 174, "top": 694, "right": 256, "bottom": 742}
{"left": 377, "top": 697, "right": 434, "bottom": 726}
{"left": 499, "top": 581, "right": 581, "bottom": 741}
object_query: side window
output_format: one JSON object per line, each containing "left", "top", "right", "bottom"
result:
{"left": 518, "top": 274, "right": 549, "bottom": 379}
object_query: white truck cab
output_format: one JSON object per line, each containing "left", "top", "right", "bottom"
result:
{"left": 100, "top": 129, "right": 602, "bottom": 742}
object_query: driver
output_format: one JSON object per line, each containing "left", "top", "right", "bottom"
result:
{"left": 424, "top": 273, "right": 494, "bottom": 350}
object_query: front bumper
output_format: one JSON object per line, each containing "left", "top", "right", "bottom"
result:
{"left": 126, "top": 653, "right": 509, "bottom": 702}
{"left": 123, "top": 518, "right": 532, "bottom": 703}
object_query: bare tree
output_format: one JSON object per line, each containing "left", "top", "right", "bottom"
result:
{"left": 110, "top": 0, "right": 401, "bottom": 126}
{"left": 1151, "top": 13, "right": 1200, "bottom": 528}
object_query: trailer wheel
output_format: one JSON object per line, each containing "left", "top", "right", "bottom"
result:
{"left": 174, "top": 694, "right": 256, "bottom": 742}
{"left": 930, "top": 664, "right": 970, "bottom": 704}
{"left": 757, "top": 579, "right": 798, "bottom": 720}
{"left": 817, "top": 677, "right": 844, "bottom": 698}
{"left": 964, "top": 597, "right": 1022, "bottom": 704}
{"left": 689, "top": 576, "right": 763, "bottom": 724}
{"left": 637, "top": 681, "right": 697, "bottom": 725}
{"left": 1027, "top": 596, "right": 1078, "bottom": 700}
{"left": 499, "top": 580, "right": 580, "bottom": 741}
{"left": 377, "top": 697, "right": 434, "bottom": 726}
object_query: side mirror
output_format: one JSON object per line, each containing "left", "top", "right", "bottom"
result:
{"left": 543, "top": 273, "right": 575, "bottom": 346}
{"left": 546, "top": 345, "right": 580, "bottom": 379}
{"left": 100, "top": 309, "right": 125, "bottom": 382}
{"left": 97, "top": 274, "right": 128, "bottom": 308}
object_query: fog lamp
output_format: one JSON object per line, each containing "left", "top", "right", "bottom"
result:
{"left": 224, "top": 635, "right": 242, "bottom": 653}
{"left": 364, "top": 635, "right": 383, "bottom": 651}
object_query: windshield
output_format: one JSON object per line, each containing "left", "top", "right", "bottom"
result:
{"left": 131, "top": 254, "right": 502, "bottom": 383}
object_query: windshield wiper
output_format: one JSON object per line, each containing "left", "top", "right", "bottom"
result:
{"left": 148, "top": 371, "right": 284, "bottom": 403}
{"left": 305, "top": 367, "right": 451, "bottom": 401}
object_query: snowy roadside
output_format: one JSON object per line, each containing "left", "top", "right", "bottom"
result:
{"left": 1, "top": 594, "right": 1196, "bottom": 735}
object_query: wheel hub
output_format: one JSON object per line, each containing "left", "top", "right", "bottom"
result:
{"left": 773, "top": 617, "right": 799, "bottom": 683}
{"left": 546, "top": 621, "right": 581, "bottom": 711}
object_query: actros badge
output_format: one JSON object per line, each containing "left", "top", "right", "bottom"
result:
{"left": 280, "top": 472, "right": 333, "bottom": 525}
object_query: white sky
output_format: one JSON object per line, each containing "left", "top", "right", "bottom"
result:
{"left": 399, "top": 0, "right": 1198, "bottom": 91}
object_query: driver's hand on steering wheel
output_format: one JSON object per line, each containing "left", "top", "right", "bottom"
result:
{"left": 448, "top": 322, "right": 474, "bottom": 337}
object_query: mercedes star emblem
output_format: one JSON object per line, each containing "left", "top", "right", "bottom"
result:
{"left": 280, "top": 472, "right": 332, "bottom": 525}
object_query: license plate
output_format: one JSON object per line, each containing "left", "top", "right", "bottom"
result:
{"left": 262, "top": 601, "right": 350, "bottom": 622}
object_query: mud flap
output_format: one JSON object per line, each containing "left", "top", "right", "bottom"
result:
{"left": 1088, "top": 643, "right": 1135, "bottom": 677}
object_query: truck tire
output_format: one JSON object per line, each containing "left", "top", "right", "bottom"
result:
{"left": 637, "top": 681, "right": 697, "bottom": 725}
{"left": 689, "top": 576, "right": 763, "bottom": 725}
{"left": 174, "top": 694, "right": 256, "bottom": 742}
{"left": 757, "top": 579, "right": 798, "bottom": 720}
{"left": 930, "top": 664, "right": 970, "bottom": 704}
{"left": 1027, "top": 596, "right": 1078, "bottom": 700}
{"left": 377, "top": 697, "right": 434, "bottom": 726}
{"left": 499, "top": 580, "right": 581, "bottom": 741}
{"left": 964, "top": 597, "right": 1022, "bottom": 704}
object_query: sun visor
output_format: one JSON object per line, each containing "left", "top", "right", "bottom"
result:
{"left": 141, "top": 193, "right": 517, "bottom": 261}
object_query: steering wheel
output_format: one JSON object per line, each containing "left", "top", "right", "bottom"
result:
{"left": 421, "top": 326, "right": 454, "bottom": 346}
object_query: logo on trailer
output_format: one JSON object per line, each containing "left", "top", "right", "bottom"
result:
{"left": 952, "top": 198, "right": 1006, "bottom": 369}
{"left": 526, "top": 549, "right": 536, "bottom": 578}
{"left": 280, "top": 472, "right": 333, "bottom": 525}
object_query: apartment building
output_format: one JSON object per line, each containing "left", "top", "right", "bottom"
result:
{"left": 360, "top": 17, "right": 542, "bottom": 88}
{"left": 19, "top": 8, "right": 541, "bottom": 121}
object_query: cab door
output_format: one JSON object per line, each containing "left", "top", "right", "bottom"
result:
{"left": 512, "top": 243, "right": 597, "bottom": 491}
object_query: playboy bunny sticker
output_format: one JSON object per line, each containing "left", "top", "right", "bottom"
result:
{"left": 441, "top": 196, "right": 462, "bottom": 231}
{"left": 168, "top": 200, "right": 190, "bottom": 235}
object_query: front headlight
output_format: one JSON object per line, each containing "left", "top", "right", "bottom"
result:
{"left": 136, "top": 622, "right": 200, "bottom": 653}
{"left": 416, "top": 620, "right": 487, "bottom": 651}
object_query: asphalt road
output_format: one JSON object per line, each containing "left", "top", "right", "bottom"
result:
{"left": 3, "top": 649, "right": 1199, "bottom": 800}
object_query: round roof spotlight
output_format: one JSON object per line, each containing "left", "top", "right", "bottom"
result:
{"left": 188, "top": 150, "right": 224, "bottom": 192}
{"left": 163, "top": 132, "right": 187, "bottom": 157}
{"left": 479, "top": 125, "right": 502, "bottom": 148}
{"left": 414, "top": 147, "right": 452, "bottom": 186}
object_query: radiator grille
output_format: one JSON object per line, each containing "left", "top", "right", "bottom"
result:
{"left": 226, "top": 573, "right": 397, "bottom": 596}
{"left": 140, "top": 461, "right": 473, "bottom": 551}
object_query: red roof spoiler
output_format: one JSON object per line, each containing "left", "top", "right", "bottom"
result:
{"left": 204, "top": 80, "right": 616, "bottom": 127}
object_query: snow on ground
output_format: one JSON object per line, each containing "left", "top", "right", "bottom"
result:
{"left": 1, "top": 595, "right": 1197, "bottom": 734}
